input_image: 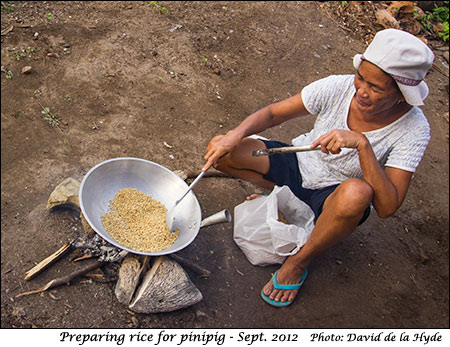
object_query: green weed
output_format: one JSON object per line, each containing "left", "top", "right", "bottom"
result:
{"left": 149, "top": 1, "right": 168, "bottom": 14}
{"left": 43, "top": 13, "right": 53, "bottom": 20}
{"left": 442, "top": 21, "right": 449, "bottom": 41}
{"left": 415, "top": 1, "right": 449, "bottom": 42}
{"left": 41, "top": 107, "right": 60, "bottom": 127}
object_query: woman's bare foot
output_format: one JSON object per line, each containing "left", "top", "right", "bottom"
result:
{"left": 262, "top": 263, "right": 306, "bottom": 303}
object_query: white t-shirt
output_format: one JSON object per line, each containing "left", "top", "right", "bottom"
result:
{"left": 292, "top": 75, "right": 430, "bottom": 190}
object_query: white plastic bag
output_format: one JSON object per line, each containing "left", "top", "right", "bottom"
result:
{"left": 233, "top": 185, "right": 315, "bottom": 266}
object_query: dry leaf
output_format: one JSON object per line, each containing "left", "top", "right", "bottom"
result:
{"left": 387, "top": 1, "right": 416, "bottom": 16}
{"left": 376, "top": 9, "right": 401, "bottom": 29}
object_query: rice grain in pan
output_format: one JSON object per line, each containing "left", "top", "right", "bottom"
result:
{"left": 101, "top": 188, "right": 178, "bottom": 253}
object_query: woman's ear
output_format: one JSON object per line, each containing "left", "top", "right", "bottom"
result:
{"left": 397, "top": 96, "right": 406, "bottom": 104}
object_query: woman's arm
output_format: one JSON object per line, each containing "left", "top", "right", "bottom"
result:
{"left": 203, "top": 92, "right": 310, "bottom": 171}
{"left": 311, "top": 130, "right": 412, "bottom": 217}
{"left": 357, "top": 138, "right": 412, "bottom": 217}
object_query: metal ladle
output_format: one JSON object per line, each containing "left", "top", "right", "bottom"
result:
{"left": 166, "top": 170, "right": 206, "bottom": 232}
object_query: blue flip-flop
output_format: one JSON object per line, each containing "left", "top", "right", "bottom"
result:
{"left": 261, "top": 269, "right": 308, "bottom": 307}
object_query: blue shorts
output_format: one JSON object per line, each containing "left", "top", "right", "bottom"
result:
{"left": 262, "top": 140, "right": 370, "bottom": 225}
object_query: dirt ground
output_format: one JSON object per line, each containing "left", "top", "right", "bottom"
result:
{"left": 1, "top": 1, "right": 449, "bottom": 330}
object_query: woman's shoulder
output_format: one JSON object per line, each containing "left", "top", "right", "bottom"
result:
{"left": 402, "top": 106, "right": 429, "bottom": 127}
{"left": 302, "top": 75, "right": 355, "bottom": 115}
{"left": 311, "top": 74, "right": 354, "bottom": 86}
{"left": 303, "top": 74, "right": 354, "bottom": 97}
{"left": 382, "top": 106, "right": 430, "bottom": 140}
{"left": 405, "top": 107, "right": 430, "bottom": 133}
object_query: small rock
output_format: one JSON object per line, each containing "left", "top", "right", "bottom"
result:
{"left": 169, "top": 24, "right": 183, "bottom": 32}
{"left": 46, "top": 177, "right": 81, "bottom": 211}
{"left": 21, "top": 66, "right": 32, "bottom": 74}
{"left": 33, "top": 32, "right": 39, "bottom": 40}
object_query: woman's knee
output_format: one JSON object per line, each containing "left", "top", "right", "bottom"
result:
{"left": 331, "top": 178, "right": 373, "bottom": 217}
{"left": 213, "top": 153, "right": 232, "bottom": 172}
{"left": 214, "top": 138, "right": 268, "bottom": 173}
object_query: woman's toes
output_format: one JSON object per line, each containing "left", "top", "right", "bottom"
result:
{"left": 263, "top": 281, "right": 273, "bottom": 296}
{"left": 274, "top": 290, "right": 285, "bottom": 302}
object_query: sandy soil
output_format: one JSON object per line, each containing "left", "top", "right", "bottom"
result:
{"left": 1, "top": 1, "right": 448, "bottom": 329}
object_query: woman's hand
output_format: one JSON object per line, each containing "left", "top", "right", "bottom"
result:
{"left": 311, "top": 129, "right": 369, "bottom": 154}
{"left": 203, "top": 131, "right": 242, "bottom": 171}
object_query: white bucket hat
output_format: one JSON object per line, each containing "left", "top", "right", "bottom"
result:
{"left": 353, "top": 28, "right": 434, "bottom": 106}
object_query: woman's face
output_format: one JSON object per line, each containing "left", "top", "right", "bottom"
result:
{"left": 354, "top": 60, "right": 404, "bottom": 116}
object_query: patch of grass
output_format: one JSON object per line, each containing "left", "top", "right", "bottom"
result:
{"left": 41, "top": 106, "right": 60, "bottom": 127}
{"left": 149, "top": 1, "right": 168, "bottom": 14}
{"left": 415, "top": 1, "right": 449, "bottom": 42}
{"left": 441, "top": 21, "right": 449, "bottom": 41}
